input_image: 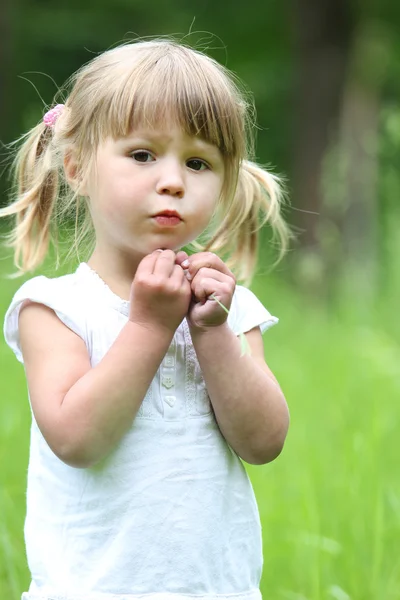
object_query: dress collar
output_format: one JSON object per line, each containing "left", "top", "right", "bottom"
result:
{"left": 76, "top": 262, "right": 130, "bottom": 316}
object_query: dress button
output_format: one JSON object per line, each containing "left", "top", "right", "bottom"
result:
{"left": 165, "top": 395, "right": 176, "bottom": 407}
{"left": 165, "top": 356, "right": 175, "bottom": 367}
{"left": 162, "top": 375, "right": 174, "bottom": 389}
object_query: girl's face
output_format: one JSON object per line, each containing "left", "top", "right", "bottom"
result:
{"left": 85, "top": 125, "right": 225, "bottom": 261}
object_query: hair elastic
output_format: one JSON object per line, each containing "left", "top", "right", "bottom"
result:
{"left": 43, "top": 104, "right": 65, "bottom": 128}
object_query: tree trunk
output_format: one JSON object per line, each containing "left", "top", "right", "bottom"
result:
{"left": 329, "top": 24, "right": 389, "bottom": 303}
{"left": 291, "top": 0, "right": 356, "bottom": 253}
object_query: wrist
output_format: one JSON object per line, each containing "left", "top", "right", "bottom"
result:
{"left": 127, "top": 317, "right": 177, "bottom": 343}
{"left": 189, "top": 320, "right": 230, "bottom": 339}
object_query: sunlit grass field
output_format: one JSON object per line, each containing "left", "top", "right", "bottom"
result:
{"left": 1, "top": 246, "right": 399, "bottom": 600}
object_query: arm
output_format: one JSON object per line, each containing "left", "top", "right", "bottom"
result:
{"left": 177, "top": 251, "right": 289, "bottom": 465}
{"left": 60, "top": 319, "right": 174, "bottom": 467}
{"left": 19, "top": 250, "right": 191, "bottom": 468}
{"left": 190, "top": 324, "right": 289, "bottom": 465}
{"left": 19, "top": 305, "right": 175, "bottom": 469}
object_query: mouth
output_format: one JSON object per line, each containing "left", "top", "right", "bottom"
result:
{"left": 152, "top": 210, "right": 183, "bottom": 227}
{"left": 153, "top": 210, "right": 182, "bottom": 220}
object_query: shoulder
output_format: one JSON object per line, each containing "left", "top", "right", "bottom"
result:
{"left": 227, "top": 284, "right": 279, "bottom": 336}
{"left": 3, "top": 268, "right": 91, "bottom": 363}
{"left": 5, "top": 268, "right": 90, "bottom": 326}
{"left": 10, "top": 269, "right": 87, "bottom": 305}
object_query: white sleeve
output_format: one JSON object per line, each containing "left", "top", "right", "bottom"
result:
{"left": 227, "top": 285, "right": 279, "bottom": 336}
{"left": 3, "top": 275, "right": 87, "bottom": 364}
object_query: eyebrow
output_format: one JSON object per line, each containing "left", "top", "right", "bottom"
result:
{"left": 124, "top": 130, "right": 222, "bottom": 156}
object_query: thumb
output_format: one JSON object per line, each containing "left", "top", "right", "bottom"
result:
{"left": 175, "top": 250, "right": 189, "bottom": 266}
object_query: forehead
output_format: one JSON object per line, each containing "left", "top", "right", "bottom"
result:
{"left": 89, "top": 51, "right": 242, "bottom": 157}
{"left": 114, "top": 103, "right": 234, "bottom": 157}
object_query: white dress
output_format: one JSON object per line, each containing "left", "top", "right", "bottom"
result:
{"left": 3, "top": 263, "right": 279, "bottom": 600}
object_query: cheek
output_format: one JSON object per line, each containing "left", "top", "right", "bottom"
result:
{"left": 210, "top": 170, "right": 224, "bottom": 200}
{"left": 204, "top": 177, "right": 223, "bottom": 214}
{"left": 92, "top": 172, "right": 132, "bottom": 210}
{"left": 194, "top": 199, "right": 218, "bottom": 234}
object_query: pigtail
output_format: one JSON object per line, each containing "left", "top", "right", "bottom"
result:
{"left": 0, "top": 119, "right": 61, "bottom": 275}
{"left": 205, "top": 160, "right": 294, "bottom": 285}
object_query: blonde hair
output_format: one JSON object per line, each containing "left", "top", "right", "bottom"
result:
{"left": 0, "top": 38, "right": 294, "bottom": 284}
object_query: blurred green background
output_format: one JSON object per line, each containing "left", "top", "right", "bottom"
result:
{"left": 1, "top": 1, "right": 400, "bottom": 599}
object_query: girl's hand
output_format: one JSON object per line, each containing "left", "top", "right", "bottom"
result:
{"left": 175, "top": 251, "right": 236, "bottom": 331}
{"left": 129, "top": 249, "right": 191, "bottom": 335}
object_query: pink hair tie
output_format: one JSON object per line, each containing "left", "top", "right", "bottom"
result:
{"left": 43, "top": 104, "right": 65, "bottom": 128}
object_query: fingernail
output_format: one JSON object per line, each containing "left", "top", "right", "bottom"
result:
{"left": 181, "top": 259, "right": 189, "bottom": 267}
{"left": 185, "top": 271, "right": 193, "bottom": 281}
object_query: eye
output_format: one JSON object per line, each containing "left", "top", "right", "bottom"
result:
{"left": 131, "top": 150, "right": 155, "bottom": 163}
{"left": 187, "top": 158, "right": 209, "bottom": 171}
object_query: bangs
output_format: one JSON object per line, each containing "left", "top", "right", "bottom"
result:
{"left": 85, "top": 43, "right": 245, "bottom": 157}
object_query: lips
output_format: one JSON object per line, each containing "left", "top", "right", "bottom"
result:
{"left": 152, "top": 210, "right": 183, "bottom": 228}
{"left": 153, "top": 210, "right": 182, "bottom": 220}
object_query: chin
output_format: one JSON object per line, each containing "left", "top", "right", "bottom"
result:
{"left": 151, "top": 242, "right": 183, "bottom": 252}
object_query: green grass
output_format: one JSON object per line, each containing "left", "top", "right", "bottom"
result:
{"left": 0, "top": 249, "right": 399, "bottom": 599}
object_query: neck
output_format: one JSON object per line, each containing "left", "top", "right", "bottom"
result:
{"left": 87, "top": 246, "right": 144, "bottom": 302}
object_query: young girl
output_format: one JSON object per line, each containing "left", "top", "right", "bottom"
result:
{"left": 2, "top": 39, "right": 292, "bottom": 600}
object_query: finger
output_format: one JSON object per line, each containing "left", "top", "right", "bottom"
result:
{"left": 175, "top": 250, "right": 189, "bottom": 266}
{"left": 170, "top": 263, "right": 188, "bottom": 288}
{"left": 136, "top": 249, "right": 164, "bottom": 276}
{"left": 185, "top": 252, "right": 235, "bottom": 281}
{"left": 190, "top": 277, "right": 229, "bottom": 303}
{"left": 153, "top": 249, "right": 177, "bottom": 277}
{"left": 186, "top": 267, "right": 228, "bottom": 283}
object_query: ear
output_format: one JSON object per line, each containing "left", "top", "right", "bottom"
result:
{"left": 64, "top": 150, "right": 87, "bottom": 195}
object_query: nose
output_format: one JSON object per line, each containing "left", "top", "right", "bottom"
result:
{"left": 155, "top": 159, "right": 185, "bottom": 198}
